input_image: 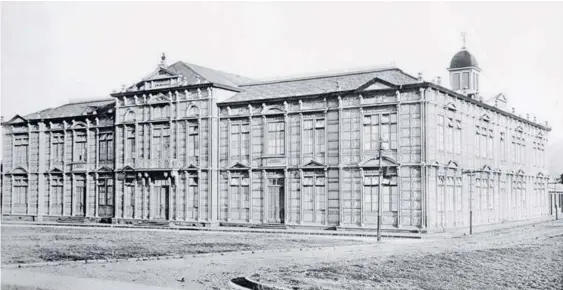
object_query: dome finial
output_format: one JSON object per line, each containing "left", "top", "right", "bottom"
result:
{"left": 461, "top": 32, "right": 467, "bottom": 49}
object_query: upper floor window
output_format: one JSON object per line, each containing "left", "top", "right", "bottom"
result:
{"left": 98, "top": 132, "right": 114, "bottom": 162}
{"left": 126, "top": 126, "right": 136, "bottom": 161}
{"left": 52, "top": 133, "right": 64, "bottom": 163}
{"left": 303, "top": 117, "right": 325, "bottom": 157}
{"left": 363, "top": 113, "right": 397, "bottom": 152}
{"left": 267, "top": 120, "right": 285, "bottom": 155}
{"left": 454, "top": 120, "right": 462, "bottom": 154}
{"left": 188, "top": 122, "right": 199, "bottom": 159}
{"left": 153, "top": 126, "right": 170, "bottom": 160}
{"left": 152, "top": 105, "right": 169, "bottom": 120}
{"left": 14, "top": 134, "right": 29, "bottom": 166}
{"left": 437, "top": 115, "right": 444, "bottom": 151}
{"left": 231, "top": 122, "right": 250, "bottom": 162}
{"left": 512, "top": 130, "right": 525, "bottom": 164}
{"left": 500, "top": 132, "right": 506, "bottom": 162}
{"left": 74, "top": 132, "right": 87, "bottom": 162}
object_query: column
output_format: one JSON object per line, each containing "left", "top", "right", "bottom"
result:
{"left": 227, "top": 171, "right": 231, "bottom": 222}
{"left": 94, "top": 173, "right": 99, "bottom": 217}
{"left": 262, "top": 170, "right": 267, "bottom": 223}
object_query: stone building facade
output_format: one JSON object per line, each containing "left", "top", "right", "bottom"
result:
{"left": 1, "top": 48, "right": 552, "bottom": 232}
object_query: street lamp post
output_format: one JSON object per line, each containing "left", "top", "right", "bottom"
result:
{"left": 377, "top": 137, "right": 389, "bottom": 242}
{"left": 462, "top": 169, "right": 477, "bottom": 235}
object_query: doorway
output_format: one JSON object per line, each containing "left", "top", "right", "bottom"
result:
{"left": 156, "top": 185, "right": 170, "bottom": 220}
{"left": 75, "top": 178, "right": 86, "bottom": 216}
{"left": 268, "top": 178, "right": 284, "bottom": 223}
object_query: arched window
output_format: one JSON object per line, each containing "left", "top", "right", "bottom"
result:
{"left": 125, "top": 110, "right": 136, "bottom": 122}
{"left": 187, "top": 105, "right": 199, "bottom": 117}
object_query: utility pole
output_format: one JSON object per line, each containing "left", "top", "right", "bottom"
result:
{"left": 377, "top": 138, "right": 383, "bottom": 242}
{"left": 463, "top": 169, "right": 476, "bottom": 235}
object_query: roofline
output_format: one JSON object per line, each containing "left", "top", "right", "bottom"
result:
{"left": 413, "top": 82, "right": 551, "bottom": 131}
{"left": 64, "top": 97, "right": 114, "bottom": 105}
{"left": 240, "top": 66, "right": 414, "bottom": 86}
{"left": 110, "top": 83, "right": 241, "bottom": 98}
{"left": 218, "top": 82, "right": 551, "bottom": 131}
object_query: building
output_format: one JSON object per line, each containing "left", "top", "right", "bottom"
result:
{"left": 1, "top": 46, "right": 553, "bottom": 233}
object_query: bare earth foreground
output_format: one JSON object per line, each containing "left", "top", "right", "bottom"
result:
{"left": 2, "top": 221, "right": 563, "bottom": 290}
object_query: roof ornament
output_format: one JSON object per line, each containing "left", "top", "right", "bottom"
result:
{"left": 159, "top": 52, "right": 167, "bottom": 67}
{"left": 461, "top": 32, "right": 467, "bottom": 50}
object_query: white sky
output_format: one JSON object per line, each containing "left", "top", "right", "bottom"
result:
{"left": 1, "top": 2, "right": 562, "bottom": 172}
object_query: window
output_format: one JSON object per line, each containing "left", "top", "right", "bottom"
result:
{"left": 437, "top": 176, "right": 445, "bottom": 212}
{"left": 98, "top": 132, "right": 114, "bottom": 162}
{"left": 364, "top": 170, "right": 397, "bottom": 213}
{"left": 476, "top": 123, "right": 492, "bottom": 159}
{"left": 188, "top": 123, "right": 199, "bottom": 159}
{"left": 231, "top": 175, "right": 250, "bottom": 219}
{"left": 462, "top": 72, "right": 470, "bottom": 89}
{"left": 437, "top": 115, "right": 445, "bottom": 151}
{"left": 152, "top": 105, "right": 169, "bottom": 120}
{"left": 303, "top": 173, "right": 325, "bottom": 211}
{"left": 455, "top": 177, "right": 462, "bottom": 211}
{"left": 446, "top": 177, "right": 454, "bottom": 211}
{"left": 303, "top": 118, "right": 326, "bottom": 158}
{"left": 74, "top": 132, "right": 87, "bottom": 162}
{"left": 513, "top": 130, "right": 525, "bottom": 164}
{"left": 51, "top": 177, "right": 63, "bottom": 205}
{"left": 487, "top": 129, "right": 494, "bottom": 160}
{"left": 14, "top": 176, "right": 28, "bottom": 206}
{"left": 126, "top": 127, "right": 136, "bottom": 161}
{"left": 500, "top": 132, "right": 506, "bottom": 162}
{"left": 382, "top": 175, "right": 398, "bottom": 212}
{"left": 363, "top": 113, "right": 397, "bottom": 151}
{"left": 267, "top": 121, "right": 285, "bottom": 155}
{"left": 153, "top": 126, "right": 170, "bottom": 160}
{"left": 188, "top": 175, "right": 199, "bottom": 219}
{"left": 231, "top": 122, "right": 250, "bottom": 162}
{"left": 453, "top": 73, "right": 461, "bottom": 90}
{"left": 446, "top": 118, "right": 454, "bottom": 153}
{"left": 52, "top": 133, "right": 64, "bottom": 163}
{"left": 14, "top": 134, "right": 29, "bottom": 166}
{"left": 97, "top": 178, "right": 114, "bottom": 206}
{"left": 454, "top": 120, "right": 462, "bottom": 154}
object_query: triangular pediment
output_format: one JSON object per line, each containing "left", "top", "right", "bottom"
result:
{"left": 49, "top": 167, "right": 63, "bottom": 173}
{"left": 359, "top": 156, "right": 398, "bottom": 167}
{"left": 481, "top": 165, "right": 492, "bottom": 171}
{"left": 445, "top": 102, "right": 457, "bottom": 112}
{"left": 356, "top": 77, "right": 398, "bottom": 92}
{"left": 447, "top": 160, "right": 459, "bottom": 168}
{"left": 495, "top": 93, "right": 508, "bottom": 102}
{"left": 143, "top": 67, "right": 177, "bottom": 81}
{"left": 516, "top": 126, "right": 524, "bottom": 133}
{"left": 121, "top": 165, "right": 135, "bottom": 171}
{"left": 302, "top": 160, "right": 327, "bottom": 168}
{"left": 481, "top": 114, "right": 491, "bottom": 122}
{"left": 10, "top": 167, "right": 28, "bottom": 174}
{"left": 4, "top": 115, "right": 27, "bottom": 125}
{"left": 96, "top": 165, "right": 113, "bottom": 172}
{"left": 148, "top": 93, "right": 171, "bottom": 104}
{"left": 516, "top": 169, "right": 525, "bottom": 175}
{"left": 229, "top": 162, "right": 250, "bottom": 169}
{"left": 185, "top": 163, "right": 199, "bottom": 169}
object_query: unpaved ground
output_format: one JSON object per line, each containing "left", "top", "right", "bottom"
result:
{"left": 254, "top": 226, "right": 563, "bottom": 289}
{"left": 2, "top": 221, "right": 563, "bottom": 290}
{"left": 1, "top": 225, "right": 368, "bottom": 264}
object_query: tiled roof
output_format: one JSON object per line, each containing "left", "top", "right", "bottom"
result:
{"left": 167, "top": 61, "right": 256, "bottom": 88}
{"left": 23, "top": 98, "right": 114, "bottom": 120}
{"left": 222, "top": 67, "right": 418, "bottom": 103}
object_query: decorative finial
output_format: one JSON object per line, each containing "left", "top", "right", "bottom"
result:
{"left": 160, "top": 52, "right": 166, "bottom": 67}
{"left": 461, "top": 32, "right": 467, "bottom": 49}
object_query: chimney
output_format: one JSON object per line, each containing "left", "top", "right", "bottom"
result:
{"left": 418, "top": 72, "right": 423, "bottom": 83}
{"left": 512, "top": 107, "right": 516, "bottom": 114}
{"left": 526, "top": 113, "right": 530, "bottom": 120}
{"left": 436, "top": 76, "right": 441, "bottom": 86}
{"left": 533, "top": 116, "right": 537, "bottom": 122}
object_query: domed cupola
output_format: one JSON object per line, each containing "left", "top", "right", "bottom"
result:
{"left": 448, "top": 33, "right": 481, "bottom": 97}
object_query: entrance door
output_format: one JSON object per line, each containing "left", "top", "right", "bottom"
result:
{"left": 268, "top": 178, "right": 284, "bottom": 223}
{"left": 157, "top": 186, "right": 169, "bottom": 220}
{"left": 75, "top": 179, "right": 86, "bottom": 216}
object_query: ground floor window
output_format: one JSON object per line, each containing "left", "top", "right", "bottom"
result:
{"left": 98, "top": 178, "right": 114, "bottom": 206}
{"left": 302, "top": 173, "right": 325, "bottom": 211}
{"left": 14, "top": 176, "right": 28, "bottom": 206}
{"left": 51, "top": 176, "right": 63, "bottom": 205}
